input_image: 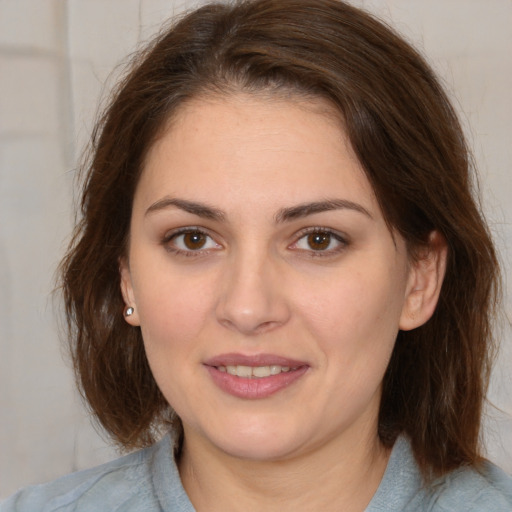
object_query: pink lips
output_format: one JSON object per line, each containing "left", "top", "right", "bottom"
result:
{"left": 204, "top": 353, "right": 309, "bottom": 399}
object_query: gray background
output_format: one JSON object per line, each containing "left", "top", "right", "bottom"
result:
{"left": 1, "top": 0, "right": 511, "bottom": 499}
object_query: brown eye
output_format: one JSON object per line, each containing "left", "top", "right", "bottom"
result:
{"left": 292, "top": 229, "right": 347, "bottom": 255}
{"left": 183, "top": 231, "right": 207, "bottom": 250}
{"left": 307, "top": 232, "right": 331, "bottom": 250}
{"left": 166, "top": 229, "right": 221, "bottom": 254}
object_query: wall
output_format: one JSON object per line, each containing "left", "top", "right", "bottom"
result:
{"left": 1, "top": 0, "right": 511, "bottom": 499}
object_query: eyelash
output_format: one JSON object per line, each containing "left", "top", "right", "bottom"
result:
{"left": 161, "top": 226, "right": 349, "bottom": 258}
{"left": 161, "top": 227, "right": 220, "bottom": 258}
{"left": 291, "top": 227, "right": 349, "bottom": 257}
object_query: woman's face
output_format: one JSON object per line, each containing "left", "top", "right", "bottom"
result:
{"left": 121, "top": 94, "right": 431, "bottom": 461}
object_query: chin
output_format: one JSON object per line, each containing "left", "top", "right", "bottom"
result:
{"left": 200, "top": 415, "right": 311, "bottom": 462}
{"left": 220, "top": 435, "right": 301, "bottom": 461}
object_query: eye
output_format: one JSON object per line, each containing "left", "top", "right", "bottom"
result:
{"left": 163, "top": 228, "right": 221, "bottom": 254}
{"left": 292, "top": 229, "right": 347, "bottom": 254}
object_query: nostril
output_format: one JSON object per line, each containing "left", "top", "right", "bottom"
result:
{"left": 217, "top": 313, "right": 287, "bottom": 336}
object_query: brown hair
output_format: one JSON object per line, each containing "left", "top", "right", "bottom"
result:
{"left": 60, "top": 0, "right": 500, "bottom": 476}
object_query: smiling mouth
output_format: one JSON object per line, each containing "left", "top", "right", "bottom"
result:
{"left": 216, "top": 365, "right": 299, "bottom": 378}
{"left": 205, "top": 357, "right": 309, "bottom": 399}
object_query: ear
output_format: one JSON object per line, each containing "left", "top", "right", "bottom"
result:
{"left": 119, "top": 257, "right": 141, "bottom": 326}
{"left": 399, "top": 231, "right": 448, "bottom": 331}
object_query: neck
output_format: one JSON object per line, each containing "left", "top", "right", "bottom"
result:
{"left": 179, "top": 425, "right": 390, "bottom": 512}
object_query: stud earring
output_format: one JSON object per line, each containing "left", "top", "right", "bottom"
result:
{"left": 125, "top": 306, "right": 134, "bottom": 317}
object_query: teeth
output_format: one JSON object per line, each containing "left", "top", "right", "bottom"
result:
{"left": 253, "top": 366, "right": 271, "bottom": 378}
{"left": 236, "top": 365, "right": 253, "bottom": 378}
{"left": 220, "top": 365, "right": 295, "bottom": 378}
{"left": 270, "top": 365, "right": 281, "bottom": 375}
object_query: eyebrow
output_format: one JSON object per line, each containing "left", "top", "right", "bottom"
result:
{"left": 145, "top": 197, "right": 226, "bottom": 221}
{"left": 274, "top": 199, "right": 373, "bottom": 223}
{"left": 145, "top": 197, "right": 372, "bottom": 223}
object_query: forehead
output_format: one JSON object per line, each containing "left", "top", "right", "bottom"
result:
{"left": 135, "top": 93, "right": 379, "bottom": 217}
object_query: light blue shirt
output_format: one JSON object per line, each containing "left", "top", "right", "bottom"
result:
{"left": 2, "top": 434, "right": 512, "bottom": 511}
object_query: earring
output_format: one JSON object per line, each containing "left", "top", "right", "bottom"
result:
{"left": 125, "top": 306, "right": 134, "bottom": 317}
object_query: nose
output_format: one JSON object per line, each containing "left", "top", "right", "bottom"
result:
{"left": 215, "top": 249, "right": 291, "bottom": 335}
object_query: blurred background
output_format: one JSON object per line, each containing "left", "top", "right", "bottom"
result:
{"left": 0, "top": 0, "right": 511, "bottom": 499}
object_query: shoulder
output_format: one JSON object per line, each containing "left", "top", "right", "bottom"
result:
{"left": 423, "top": 461, "right": 512, "bottom": 512}
{"left": 0, "top": 435, "right": 174, "bottom": 512}
{"left": 367, "top": 436, "right": 512, "bottom": 512}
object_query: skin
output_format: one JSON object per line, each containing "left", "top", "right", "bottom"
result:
{"left": 121, "top": 94, "right": 446, "bottom": 511}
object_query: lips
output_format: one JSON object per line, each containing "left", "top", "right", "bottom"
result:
{"left": 204, "top": 353, "right": 309, "bottom": 399}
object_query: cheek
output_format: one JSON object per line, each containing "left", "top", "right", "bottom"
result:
{"left": 134, "top": 269, "right": 216, "bottom": 353}
{"left": 134, "top": 273, "right": 217, "bottom": 412}
{"left": 295, "top": 266, "right": 405, "bottom": 363}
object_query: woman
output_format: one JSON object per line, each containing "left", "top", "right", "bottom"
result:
{"left": 2, "top": 0, "right": 511, "bottom": 510}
